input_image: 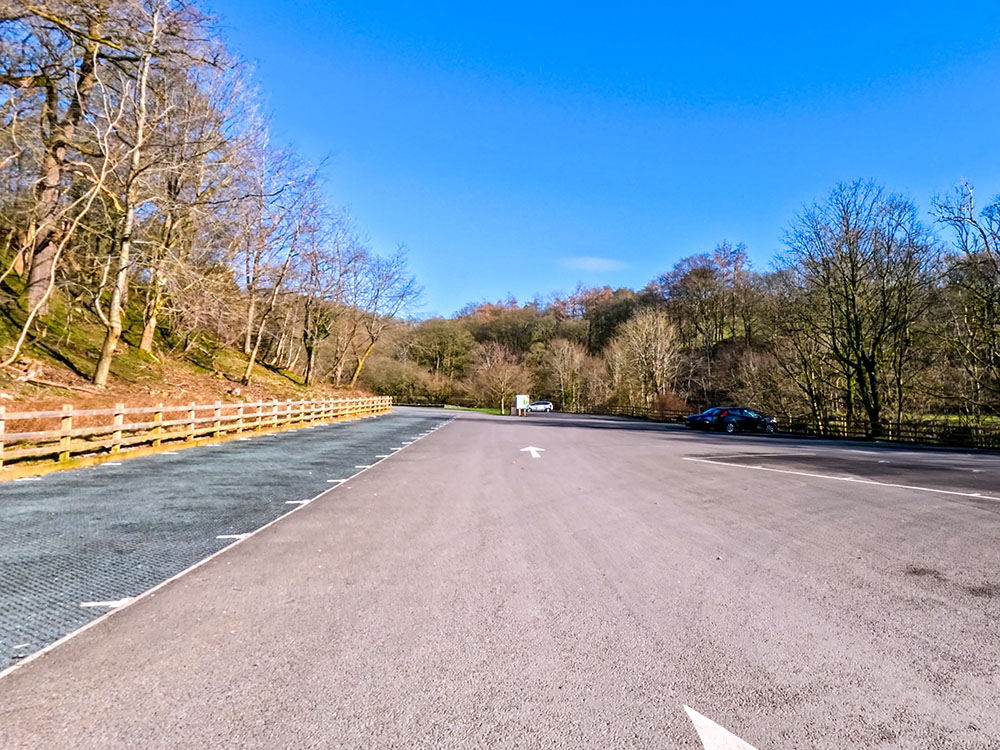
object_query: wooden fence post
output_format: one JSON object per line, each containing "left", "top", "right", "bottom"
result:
{"left": 213, "top": 401, "right": 222, "bottom": 438}
{"left": 153, "top": 404, "right": 163, "bottom": 447}
{"left": 111, "top": 403, "right": 124, "bottom": 454}
{"left": 0, "top": 405, "right": 6, "bottom": 470}
{"left": 188, "top": 402, "right": 196, "bottom": 442}
{"left": 59, "top": 404, "right": 72, "bottom": 462}
{"left": 272, "top": 400, "right": 279, "bottom": 429}
{"left": 255, "top": 402, "right": 263, "bottom": 432}
{"left": 237, "top": 402, "right": 245, "bottom": 435}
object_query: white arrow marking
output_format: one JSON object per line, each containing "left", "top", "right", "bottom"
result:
{"left": 684, "top": 706, "right": 758, "bottom": 750}
{"left": 81, "top": 598, "right": 134, "bottom": 609}
{"left": 520, "top": 446, "right": 545, "bottom": 459}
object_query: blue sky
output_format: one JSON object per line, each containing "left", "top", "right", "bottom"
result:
{"left": 207, "top": 1, "right": 1000, "bottom": 317}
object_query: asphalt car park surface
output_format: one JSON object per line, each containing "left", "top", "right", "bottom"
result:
{"left": 0, "top": 408, "right": 451, "bottom": 669}
{"left": 1, "top": 410, "right": 998, "bottom": 748}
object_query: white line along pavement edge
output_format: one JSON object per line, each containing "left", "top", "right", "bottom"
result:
{"left": 0, "top": 415, "right": 455, "bottom": 682}
{"left": 80, "top": 598, "right": 135, "bottom": 610}
{"left": 682, "top": 457, "right": 1000, "bottom": 503}
{"left": 684, "top": 705, "right": 759, "bottom": 750}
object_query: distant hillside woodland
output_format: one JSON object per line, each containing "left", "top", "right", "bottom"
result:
{"left": 2, "top": 3, "right": 1000, "bottom": 438}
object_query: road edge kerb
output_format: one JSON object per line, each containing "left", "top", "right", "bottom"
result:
{"left": 0, "top": 407, "right": 393, "bottom": 483}
{"left": 0, "top": 414, "right": 454, "bottom": 682}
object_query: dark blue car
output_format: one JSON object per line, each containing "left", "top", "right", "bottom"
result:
{"left": 685, "top": 407, "right": 777, "bottom": 434}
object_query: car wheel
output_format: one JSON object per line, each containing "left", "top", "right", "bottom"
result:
{"left": 724, "top": 421, "right": 736, "bottom": 434}
{"left": 764, "top": 423, "right": 775, "bottom": 434}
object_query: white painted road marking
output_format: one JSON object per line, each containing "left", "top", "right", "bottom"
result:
{"left": 285, "top": 500, "right": 308, "bottom": 505}
{"left": 216, "top": 534, "right": 250, "bottom": 541}
{"left": 683, "top": 457, "right": 1000, "bottom": 502}
{"left": 684, "top": 705, "right": 758, "bottom": 749}
{"left": 355, "top": 464, "right": 372, "bottom": 469}
{"left": 520, "top": 446, "right": 545, "bottom": 459}
{"left": 80, "top": 598, "right": 135, "bottom": 609}
{"left": 327, "top": 479, "right": 347, "bottom": 484}
{"left": 14, "top": 477, "right": 42, "bottom": 482}
{"left": 710, "top": 452, "right": 814, "bottom": 460}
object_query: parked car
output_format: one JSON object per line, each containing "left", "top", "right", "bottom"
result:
{"left": 685, "top": 407, "right": 777, "bottom": 434}
{"left": 527, "top": 400, "right": 554, "bottom": 412}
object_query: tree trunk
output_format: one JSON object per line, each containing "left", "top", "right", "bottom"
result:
{"left": 241, "top": 339, "right": 261, "bottom": 385}
{"left": 139, "top": 299, "right": 159, "bottom": 353}
{"left": 94, "top": 206, "right": 135, "bottom": 387}
{"left": 26, "top": 26, "right": 101, "bottom": 313}
{"left": 243, "top": 294, "right": 256, "bottom": 355}
{"left": 304, "top": 344, "right": 316, "bottom": 385}
{"left": 93, "top": 14, "right": 156, "bottom": 385}
{"left": 348, "top": 342, "right": 376, "bottom": 389}
{"left": 25, "top": 152, "right": 63, "bottom": 313}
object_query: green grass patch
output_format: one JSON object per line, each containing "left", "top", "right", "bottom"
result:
{"left": 443, "top": 405, "right": 504, "bottom": 415}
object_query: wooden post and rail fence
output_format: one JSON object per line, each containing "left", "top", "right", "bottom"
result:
{"left": 0, "top": 396, "right": 393, "bottom": 471}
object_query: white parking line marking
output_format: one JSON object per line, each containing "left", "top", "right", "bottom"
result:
{"left": 327, "top": 479, "right": 347, "bottom": 484}
{"left": 355, "top": 464, "right": 371, "bottom": 469}
{"left": 683, "top": 458, "right": 1000, "bottom": 502}
{"left": 80, "top": 598, "right": 134, "bottom": 609}
{"left": 709, "top": 452, "right": 814, "bottom": 460}
{"left": 102, "top": 462, "right": 122, "bottom": 466}
{"left": 14, "top": 477, "right": 42, "bottom": 482}
{"left": 684, "top": 705, "right": 758, "bottom": 749}
{"left": 216, "top": 534, "right": 250, "bottom": 541}
{"left": 285, "top": 500, "right": 308, "bottom": 505}
{"left": 376, "top": 454, "right": 390, "bottom": 458}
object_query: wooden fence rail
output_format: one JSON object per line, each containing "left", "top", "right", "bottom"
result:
{"left": 0, "top": 396, "right": 393, "bottom": 470}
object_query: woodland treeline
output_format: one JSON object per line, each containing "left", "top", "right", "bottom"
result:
{"left": 361, "top": 180, "right": 1000, "bottom": 438}
{"left": 0, "top": 1, "right": 418, "bottom": 389}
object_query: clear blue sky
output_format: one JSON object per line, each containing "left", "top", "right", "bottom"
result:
{"left": 207, "top": 1, "right": 1000, "bottom": 317}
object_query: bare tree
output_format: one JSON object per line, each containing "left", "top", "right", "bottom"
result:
{"left": 0, "top": 2, "right": 122, "bottom": 312}
{"left": 933, "top": 182, "right": 1000, "bottom": 414}
{"left": 347, "top": 247, "right": 420, "bottom": 388}
{"left": 298, "top": 211, "right": 361, "bottom": 385}
{"left": 606, "top": 308, "right": 680, "bottom": 407}
{"left": 544, "top": 338, "right": 585, "bottom": 410}
{"left": 781, "top": 180, "right": 938, "bottom": 436}
{"left": 471, "top": 341, "right": 529, "bottom": 413}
